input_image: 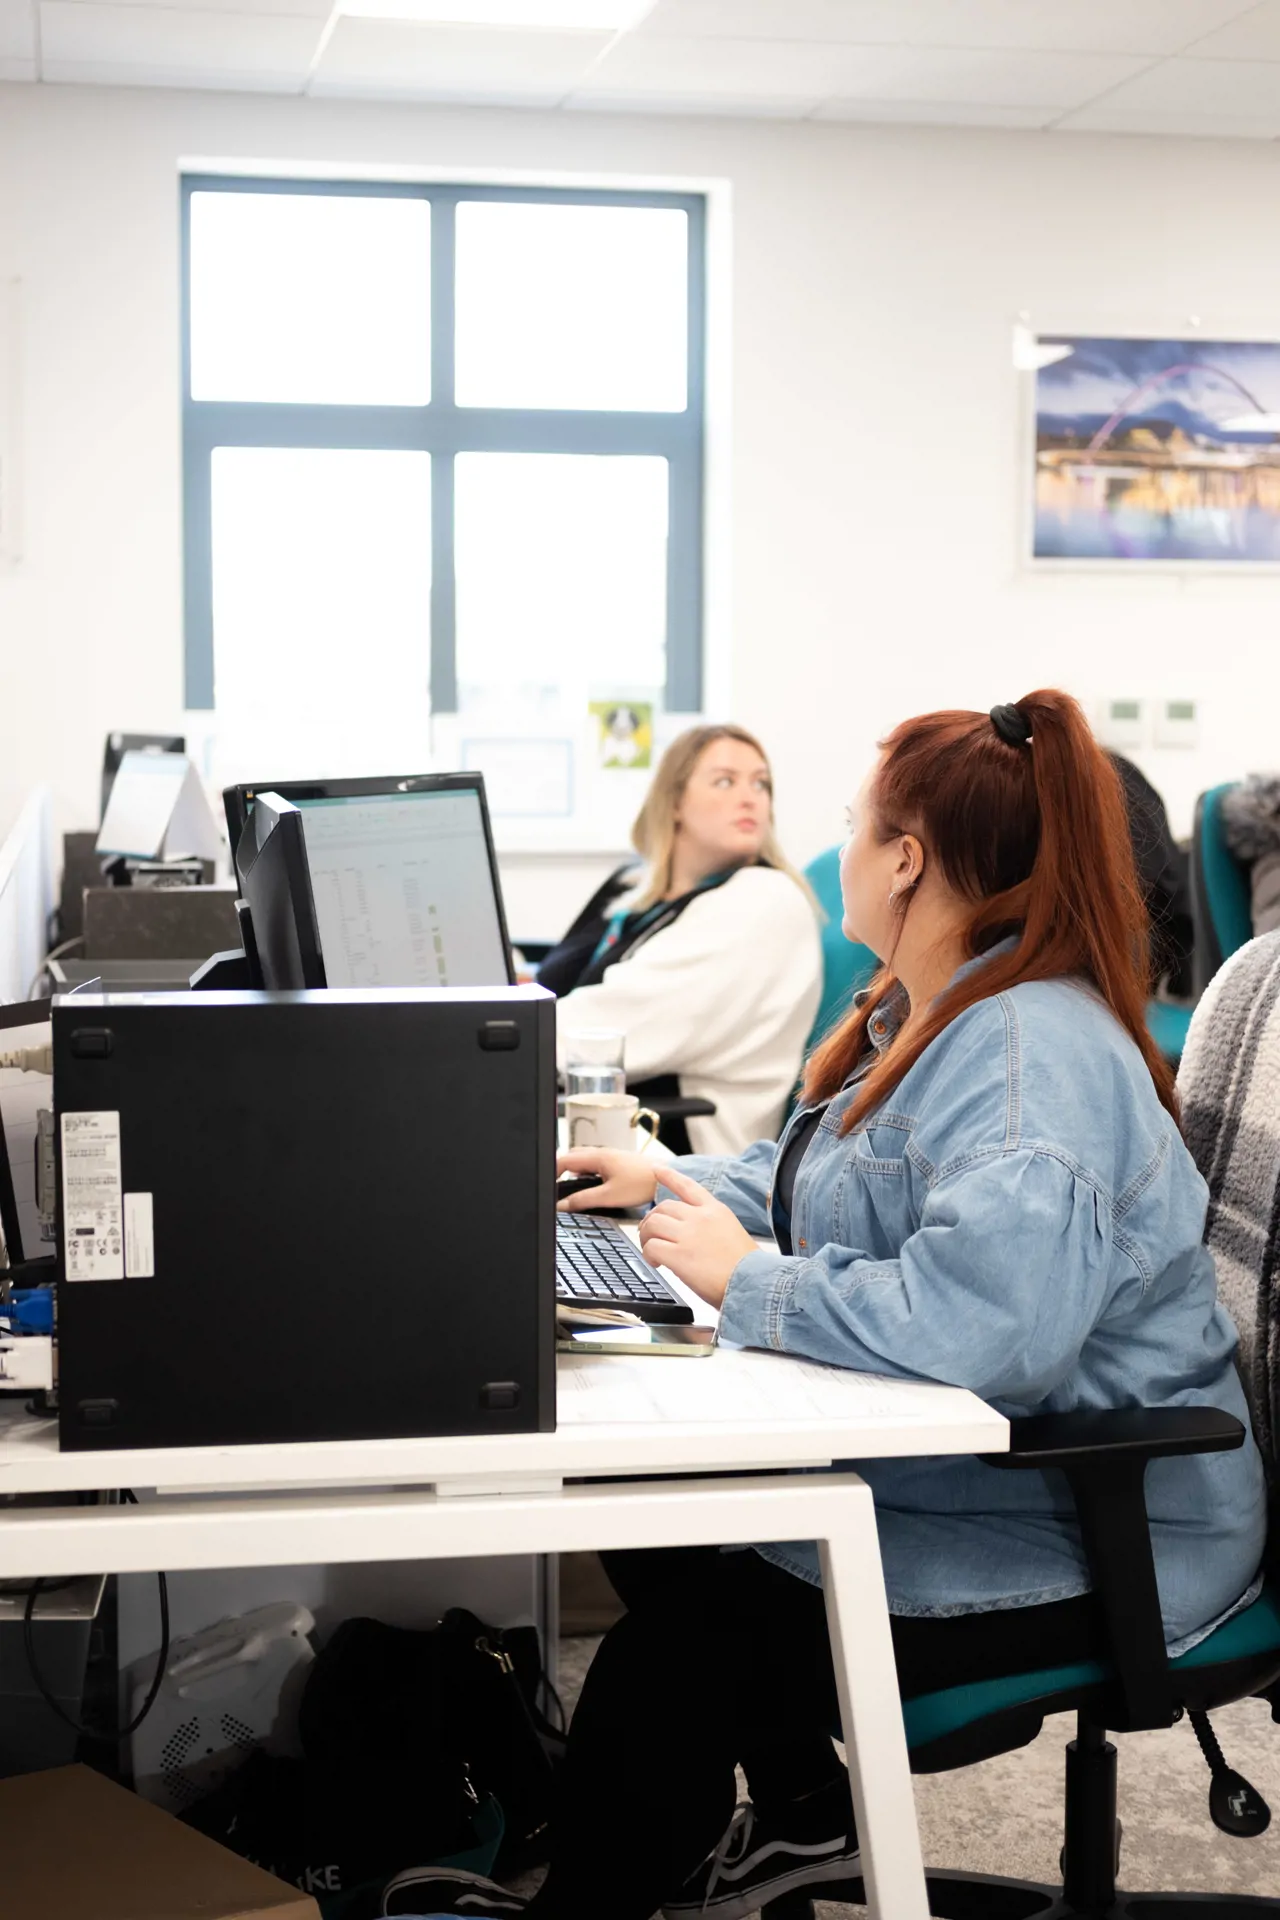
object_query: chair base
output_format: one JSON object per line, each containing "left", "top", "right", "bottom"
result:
{"left": 763, "top": 1873, "right": 1280, "bottom": 1919}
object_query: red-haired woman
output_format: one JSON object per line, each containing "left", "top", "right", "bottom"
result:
{"left": 411, "top": 692, "right": 1267, "bottom": 1920}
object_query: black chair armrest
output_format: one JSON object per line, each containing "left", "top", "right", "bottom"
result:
{"left": 642, "top": 1095, "right": 717, "bottom": 1120}
{"left": 984, "top": 1406, "right": 1246, "bottom": 1472}
{"left": 512, "top": 940, "right": 555, "bottom": 965}
{"left": 979, "top": 1408, "right": 1245, "bottom": 1733}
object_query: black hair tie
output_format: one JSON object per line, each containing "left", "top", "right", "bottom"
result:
{"left": 989, "top": 704, "right": 1032, "bottom": 748}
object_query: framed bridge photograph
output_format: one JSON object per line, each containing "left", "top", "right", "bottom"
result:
{"left": 1030, "top": 334, "right": 1280, "bottom": 565}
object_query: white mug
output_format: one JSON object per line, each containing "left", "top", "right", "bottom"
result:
{"left": 566, "top": 1093, "right": 660, "bottom": 1153}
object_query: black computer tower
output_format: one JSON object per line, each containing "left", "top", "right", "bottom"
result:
{"left": 53, "top": 987, "right": 556, "bottom": 1450}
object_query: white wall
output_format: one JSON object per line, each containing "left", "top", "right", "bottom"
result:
{"left": 3, "top": 83, "right": 1280, "bottom": 903}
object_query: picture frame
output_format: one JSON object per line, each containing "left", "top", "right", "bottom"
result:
{"left": 1026, "top": 331, "right": 1280, "bottom": 569}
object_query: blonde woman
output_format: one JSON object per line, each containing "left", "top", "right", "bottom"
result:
{"left": 539, "top": 725, "right": 822, "bottom": 1155}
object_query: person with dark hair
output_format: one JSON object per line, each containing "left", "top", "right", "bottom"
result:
{"left": 1108, "top": 750, "right": 1194, "bottom": 997}
{"left": 413, "top": 691, "right": 1266, "bottom": 1920}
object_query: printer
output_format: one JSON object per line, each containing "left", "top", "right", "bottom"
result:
{"left": 53, "top": 986, "right": 555, "bottom": 1452}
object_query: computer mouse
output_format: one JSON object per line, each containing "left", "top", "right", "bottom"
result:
{"left": 556, "top": 1172, "right": 605, "bottom": 1199}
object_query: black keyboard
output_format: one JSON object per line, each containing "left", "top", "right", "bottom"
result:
{"left": 555, "top": 1213, "right": 694, "bottom": 1325}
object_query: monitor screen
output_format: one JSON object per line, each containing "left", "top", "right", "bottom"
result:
{"left": 293, "top": 787, "right": 510, "bottom": 990}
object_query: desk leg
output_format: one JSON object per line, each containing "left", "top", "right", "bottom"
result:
{"left": 819, "top": 1489, "right": 929, "bottom": 1920}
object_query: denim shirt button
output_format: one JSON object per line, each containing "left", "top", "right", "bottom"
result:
{"left": 798, "top": 1237, "right": 807, "bottom": 1249}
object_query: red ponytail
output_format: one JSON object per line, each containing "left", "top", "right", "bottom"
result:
{"left": 803, "top": 689, "right": 1178, "bottom": 1131}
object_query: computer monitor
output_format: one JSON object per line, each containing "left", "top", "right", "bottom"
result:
{"left": 234, "top": 794, "right": 325, "bottom": 992}
{"left": 101, "top": 732, "right": 186, "bottom": 824}
{"left": 228, "top": 774, "right": 514, "bottom": 990}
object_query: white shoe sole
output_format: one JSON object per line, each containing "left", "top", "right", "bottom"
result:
{"left": 662, "top": 1848, "right": 862, "bottom": 1920}
{"left": 381, "top": 1864, "right": 523, "bottom": 1913}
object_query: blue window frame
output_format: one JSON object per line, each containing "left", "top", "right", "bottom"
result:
{"left": 181, "top": 176, "right": 707, "bottom": 716}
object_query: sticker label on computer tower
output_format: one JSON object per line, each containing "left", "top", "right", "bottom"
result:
{"left": 124, "top": 1191, "right": 154, "bottom": 1278}
{"left": 61, "top": 1109, "right": 124, "bottom": 1281}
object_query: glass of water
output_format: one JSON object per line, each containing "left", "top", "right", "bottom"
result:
{"left": 564, "top": 1029, "right": 627, "bottom": 1099}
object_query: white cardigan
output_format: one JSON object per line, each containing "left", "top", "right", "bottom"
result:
{"left": 556, "top": 865, "right": 823, "bottom": 1156}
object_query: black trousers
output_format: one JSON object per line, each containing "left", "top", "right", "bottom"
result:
{"left": 524, "top": 1544, "right": 1103, "bottom": 1920}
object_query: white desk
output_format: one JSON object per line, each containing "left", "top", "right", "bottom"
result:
{"left": 0, "top": 1348, "right": 1004, "bottom": 1920}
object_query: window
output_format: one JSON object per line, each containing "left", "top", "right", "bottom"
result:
{"left": 182, "top": 178, "right": 706, "bottom": 817}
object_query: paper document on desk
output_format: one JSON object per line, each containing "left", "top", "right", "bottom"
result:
{"left": 558, "top": 1346, "right": 938, "bottom": 1427}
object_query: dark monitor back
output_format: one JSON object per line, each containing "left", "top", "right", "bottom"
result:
{"left": 234, "top": 795, "right": 325, "bottom": 991}
{"left": 101, "top": 733, "right": 186, "bottom": 824}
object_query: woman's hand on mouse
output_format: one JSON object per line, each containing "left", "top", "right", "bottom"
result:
{"left": 556, "top": 1149, "right": 660, "bottom": 1212}
{"left": 638, "top": 1166, "right": 757, "bottom": 1309}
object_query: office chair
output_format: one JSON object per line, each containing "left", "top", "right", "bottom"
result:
{"left": 1191, "top": 786, "right": 1253, "bottom": 999}
{"left": 1145, "top": 997, "right": 1193, "bottom": 1068}
{"left": 765, "top": 938, "right": 1280, "bottom": 1920}
{"left": 802, "top": 848, "right": 879, "bottom": 1048}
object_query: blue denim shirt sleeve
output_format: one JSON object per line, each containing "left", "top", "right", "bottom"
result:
{"left": 718, "top": 1145, "right": 1121, "bottom": 1404}
{"left": 655, "top": 1139, "right": 777, "bottom": 1238}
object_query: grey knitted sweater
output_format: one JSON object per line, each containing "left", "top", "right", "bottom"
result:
{"left": 1179, "top": 932, "right": 1280, "bottom": 1499}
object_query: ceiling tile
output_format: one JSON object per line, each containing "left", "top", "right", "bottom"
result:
{"left": 0, "top": 0, "right": 35, "bottom": 60}
{"left": 815, "top": 45, "right": 1151, "bottom": 108}
{"left": 565, "top": 86, "right": 814, "bottom": 114}
{"left": 1187, "top": 1, "right": 1280, "bottom": 59}
{"left": 39, "top": 2, "right": 323, "bottom": 84}
{"left": 575, "top": 32, "right": 1112, "bottom": 102}
{"left": 813, "top": 98, "right": 1057, "bottom": 127}
{"left": 569, "top": 29, "right": 841, "bottom": 98}
{"left": 1073, "top": 52, "right": 1280, "bottom": 114}
{"left": 637, "top": 0, "right": 1256, "bottom": 58}
{"left": 1058, "top": 104, "right": 1280, "bottom": 136}
{"left": 59, "top": 0, "right": 331, "bottom": 14}
{"left": 311, "top": 17, "right": 609, "bottom": 100}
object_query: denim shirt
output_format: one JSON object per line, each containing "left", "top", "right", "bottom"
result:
{"left": 671, "top": 953, "right": 1268, "bottom": 1654}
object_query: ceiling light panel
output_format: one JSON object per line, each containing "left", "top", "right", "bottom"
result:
{"left": 636, "top": 0, "right": 1258, "bottom": 58}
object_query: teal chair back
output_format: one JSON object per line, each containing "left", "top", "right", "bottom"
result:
{"left": 1191, "top": 785, "right": 1253, "bottom": 996}
{"left": 802, "top": 847, "right": 879, "bottom": 1049}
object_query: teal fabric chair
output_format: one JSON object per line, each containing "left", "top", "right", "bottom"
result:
{"left": 802, "top": 847, "right": 879, "bottom": 1049}
{"left": 1191, "top": 784, "right": 1254, "bottom": 996}
{"left": 1145, "top": 996, "right": 1192, "bottom": 1067}
{"left": 806, "top": 844, "right": 1192, "bottom": 1068}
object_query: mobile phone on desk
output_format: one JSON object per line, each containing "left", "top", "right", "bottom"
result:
{"left": 558, "top": 1324, "right": 716, "bottom": 1357}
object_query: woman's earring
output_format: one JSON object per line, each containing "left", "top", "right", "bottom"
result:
{"left": 888, "top": 888, "right": 899, "bottom": 910}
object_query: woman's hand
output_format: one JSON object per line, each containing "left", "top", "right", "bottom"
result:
{"left": 556, "top": 1148, "right": 660, "bottom": 1213}
{"left": 638, "top": 1166, "right": 757, "bottom": 1310}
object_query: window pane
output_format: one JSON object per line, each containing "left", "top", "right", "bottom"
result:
{"left": 454, "top": 203, "right": 687, "bottom": 412}
{"left": 455, "top": 454, "right": 668, "bottom": 703}
{"left": 190, "top": 192, "right": 431, "bottom": 405}
{"left": 211, "top": 448, "right": 432, "bottom": 780}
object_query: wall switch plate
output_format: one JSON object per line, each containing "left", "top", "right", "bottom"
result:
{"left": 1096, "top": 697, "right": 1146, "bottom": 750}
{"left": 1152, "top": 698, "right": 1199, "bottom": 749}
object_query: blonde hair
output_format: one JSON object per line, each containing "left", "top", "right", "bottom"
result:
{"left": 628, "top": 724, "right": 813, "bottom": 912}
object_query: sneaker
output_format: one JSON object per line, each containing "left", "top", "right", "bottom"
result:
{"left": 381, "top": 1865, "right": 528, "bottom": 1916}
{"left": 661, "top": 1800, "right": 862, "bottom": 1919}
